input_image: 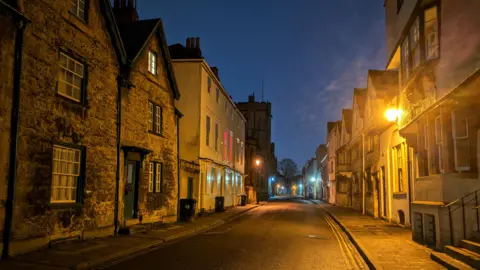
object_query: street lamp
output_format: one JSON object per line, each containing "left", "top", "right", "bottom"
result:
{"left": 255, "top": 159, "right": 260, "bottom": 166}
{"left": 385, "top": 108, "right": 401, "bottom": 122}
{"left": 311, "top": 177, "right": 316, "bottom": 182}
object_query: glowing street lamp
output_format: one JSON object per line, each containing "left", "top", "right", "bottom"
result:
{"left": 255, "top": 159, "right": 260, "bottom": 166}
{"left": 311, "top": 177, "right": 316, "bottom": 182}
{"left": 385, "top": 109, "right": 401, "bottom": 122}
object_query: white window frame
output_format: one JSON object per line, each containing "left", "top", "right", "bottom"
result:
{"left": 51, "top": 145, "right": 81, "bottom": 203}
{"left": 148, "top": 51, "right": 157, "bottom": 75}
{"left": 155, "top": 163, "right": 162, "bottom": 193}
{"left": 148, "top": 163, "right": 154, "bottom": 192}
{"left": 452, "top": 110, "right": 470, "bottom": 171}
{"left": 58, "top": 52, "right": 84, "bottom": 102}
{"left": 69, "top": 0, "right": 87, "bottom": 21}
{"left": 434, "top": 115, "right": 444, "bottom": 173}
{"left": 148, "top": 102, "right": 162, "bottom": 135}
{"left": 149, "top": 162, "right": 163, "bottom": 193}
{"left": 425, "top": 6, "right": 439, "bottom": 60}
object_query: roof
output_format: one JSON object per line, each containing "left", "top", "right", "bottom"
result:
{"left": 342, "top": 109, "right": 353, "bottom": 133}
{"left": 168, "top": 43, "right": 203, "bottom": 59}
{"left": 327, "top": 122, "right": 337, "bottom": 134}
{"left": 353, "top": 88, "right": 367, "bottom": 117}
{"left": 116, "top": 19, "right": 180, "bottom": 100}
{"left": 368, "top": 69, "right": 399, "bottom": 101}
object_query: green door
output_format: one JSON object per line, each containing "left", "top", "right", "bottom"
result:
{"left": 124, "top": 160, "right": 139, "bottom": 220}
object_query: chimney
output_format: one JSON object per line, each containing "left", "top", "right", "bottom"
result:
{"left": 248, "top": 94, "right": 255, "bottom": 103}
{"left": 186, "top": 38, "right": 191, "bottom": 48}
{"left": 195, "top": 37, "right": 200, "bottom": 49}
{"left": 113, "top": 0, "right": 139, "bottom": 24}
{"left": 210, "top": 67, "right": 219, "bottom": 81}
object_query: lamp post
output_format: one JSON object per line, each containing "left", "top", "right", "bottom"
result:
{"left": 255, "top": 158, "right": 262, "bottom": 203}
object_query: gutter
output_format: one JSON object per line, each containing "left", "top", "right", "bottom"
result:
{"left": 1, "top": 0, "right": 30, "bottom": 259}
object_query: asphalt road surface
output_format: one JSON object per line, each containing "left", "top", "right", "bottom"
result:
{"left": 100, "top": 196, "right": 368, "bottom": 270}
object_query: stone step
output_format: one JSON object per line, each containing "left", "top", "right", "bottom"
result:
{"left": 431, "top": 251, "right": 475, "bottom": 270}
{"left": 445, "top": 245, "right": 480, "bottom": 269}
{"left": 460, "top": 240, "right": 480, "bottom": 254}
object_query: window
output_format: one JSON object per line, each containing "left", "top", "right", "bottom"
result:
{"left": 69, "top": 0, "right": 87, "bottom": 21}
{"left": 229, "top": 131, "right": 233, "bottom": 162}
{"left": 51, "top": 145, "right": 82, "bottom": 203}
{"left": 58, "top": 52, "right": 85, "bottom": 103}
{"left": 148, "top": 162, "right": 163, "bottom": 193}
{"left": 210, "top": 168, "right": 216, "bottom": 194}
{"left": 397, "top": 0, "right": 404, "bottom": 13}
{"left": 206, "top": 116, "right": 211, "bottom": 146}
{"left": 148, "top": 102, "right": 162, "bottom": 135}
{"left": 425, "top": 6, "right": 439, "bottom": 60}
{"left": 216, "top": 88, "right": 219, "bottom": 103}
{"left": 207, "top": 77, "right": 211, "bottom": 93}
{"left": 215, "top": 122, "right": 219, "bottom": 151}
{"left": 452, "top": 110, "right": 470, "bottom": 171}
{"left": 395, "top": 145, "right": 404, "bottom": 192}
{"left": 435, "top": 115, "right": 443, "bottom": 172}
{"left": 401, "top": 37, "right": 410, "bottom": 84}
{"left": 223, "top": 131, "right": 228, "bottom": 161}
{"left": 410, "top": 18, "right": 420, "bottom": 70}
{"left": 148, "top": 51, "right": 157, "bottom": 75}
{"left": 240, "top": 142, "right": 244, "bottom": 165}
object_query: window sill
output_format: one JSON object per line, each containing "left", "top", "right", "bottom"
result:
{"left": 57, "top": 93, "right": 88, "bottom": 108}
{"left": 49, "top": 202, "right": 84, "bottom": 209}
{"left": 148, "top": 131, "right": 164, "bottom": 137}
{"left": 393, "top": 192, "right": 407, "bottom": 199}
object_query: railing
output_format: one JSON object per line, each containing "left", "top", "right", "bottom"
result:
{"left": 443, "top": 188, "right": 480, "bottom": 245}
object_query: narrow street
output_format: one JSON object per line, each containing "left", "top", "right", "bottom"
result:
{"left": 99, "top": 197, "right": 367, "bottom": 270}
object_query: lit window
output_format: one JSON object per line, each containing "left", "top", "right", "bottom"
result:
{"left": 148, "top": 162, "right": 163, "bottom": 193}
{"left": 51, "top": 145, "right": 82, "bottom": 203}
{"left": 452, "top": 110, "right": 470, "bottom": 171}
{"left": 425, "top": 6, "right": 439, "bottom": 60}
{"left": 410, "top": 18, "right": 420, "bottom": 69}
{"left": 69, "top": 0, "right": 87, "bottom": 21}
{"left": 58, "top": 53, "right": 85, "bottom": 102}
{"left": 224, "top": 131, "right": 228, "bottom": 161}
{"left": 148, "top": 51, "right": 157, "bottom": 75}
{"left": 395, "top": 145, "right": 403, "bottom": 192}
{"left": 148, "top": 102, "right": 162, "bottom": 135}
{"left": 435, "top": 115, "right": 443, "bottom": 173}
{"left": 215, "top": 123, "right": 219, "bottom": 151}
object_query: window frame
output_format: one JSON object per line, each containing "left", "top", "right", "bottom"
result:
{"left": 451, "top": 110, "right": 470, "bottom": 172}
{"left": 50, "top": 143, "right": 86, "bottom": 204}
{"left": 148, "top": 50, "right": 157, "bottom": 76}
{"left": 58, "top": 51, "right": 87, "bottom": 104}
{"left": 148, "top": 161, "right": 163, "bottom": 193}
{"left": 69, "top": 0, "right": 88, "bottom": 22}
{"left": 207, "top": 77, "right": 211, "bottom": 94}
{"left": 215, "top": 122, "right": 219, "bottom": 152}
{"left": 424, "top": 5, "right": 439, "bottom": 61}
{"left": 434, "top": 115, "right": 444, "bottom": 173}
{"left": 206, "top": 115, "right": 211, "bottom": 147}
{"left": 148, "top": 101, "right": 163, "bottom": 136}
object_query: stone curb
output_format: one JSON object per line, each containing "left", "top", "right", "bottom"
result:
{"left": 309, "top": 200, "right": 377, "bottom": 270}
{"left": 75, "top": 205, "right": 260, "bottom": 270}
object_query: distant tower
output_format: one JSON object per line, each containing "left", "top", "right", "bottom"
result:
{"left": 113, "top": 0, "right": 139, "bottom": 24}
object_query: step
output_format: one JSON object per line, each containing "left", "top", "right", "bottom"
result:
{"left": 445, "top": 245, "right": 480, "bottom": 269}
{"left": 431, "top": 251, "right": 475, "bottom": 270}
{"left": 460, "top": 240, "right": 480, "bottom": 254}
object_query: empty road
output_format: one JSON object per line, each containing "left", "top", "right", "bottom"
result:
{"left": 99, "top": 197, "right": 368, "bottom": 270}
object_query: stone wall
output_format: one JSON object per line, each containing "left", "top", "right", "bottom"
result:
{"left": 7, "top": 0, "right": 119, "bottom": 252}
{"left": 120, "top": 32, "right": 178, "bottom": 224}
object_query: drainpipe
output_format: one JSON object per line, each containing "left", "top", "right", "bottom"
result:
{"left": 2, "top": 1, "right": 29, "bottom": 258}
{"left": 175, "top": 108, "right": 183, "bottom": 222}
{"left": 407, "top": 147, "right": 413, "bottom": 226}
{"left": 113, "top": 76, "right": 123, "bottom": 235}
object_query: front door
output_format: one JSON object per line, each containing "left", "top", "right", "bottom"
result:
{"left": 124, "top": 160, "right": 139, "bottom": 220}
{"left": 187, "top": 177, "right": 194, "bottom": 199}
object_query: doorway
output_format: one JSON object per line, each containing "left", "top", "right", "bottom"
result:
{"left": 375, "top": 173, "right": 381, "bottom": 218}
{"left": 124, "top": 160, "right": 140, "bottom": 220}
{"left": 381, "top": 166, "right": 387, "bottom": 217}
{"left": 187, "top": 177, "right": 194, "bottom": 199}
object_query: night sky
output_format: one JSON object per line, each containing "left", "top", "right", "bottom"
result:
{"left": 137, "top": 0, "right": 386, "bottom": 167}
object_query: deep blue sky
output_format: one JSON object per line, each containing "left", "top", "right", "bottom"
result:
{"left": 137, "top": 0, "right": 386, "bottom": 166}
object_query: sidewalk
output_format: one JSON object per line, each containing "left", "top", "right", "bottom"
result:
{"left": 313, "top": 201, "right": 444, "bottom": 270}
{"left": 0, "top": 204, "right": 259, "bottom": 270}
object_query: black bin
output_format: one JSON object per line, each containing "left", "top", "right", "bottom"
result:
{"left": 240, "top": 195, "right": 247, "bottom": 206}
{"left": 179, "top": 198, "right": 197, "bottom": 222}
{"left": 215, "top": 196, "right": 225, "bottom": 212}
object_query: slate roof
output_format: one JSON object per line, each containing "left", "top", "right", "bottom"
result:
{"left": 342, "top": 109, "right": 353, "bottom": 134}
{"left": 353, "top": 88, "right": 367, "bottom": 117}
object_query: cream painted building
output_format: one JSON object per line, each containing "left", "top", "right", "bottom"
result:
{"left": 169, "top": 38, "right": 246, "bottom": 213}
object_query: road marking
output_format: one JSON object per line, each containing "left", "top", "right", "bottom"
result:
{"left": 325, "top": 214, "right": 353, "bottom": 269}
{"left": 326, "top": 214, "right": 363, "bottom": 269}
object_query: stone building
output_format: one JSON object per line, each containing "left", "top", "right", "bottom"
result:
{"left": 385, "top": 0, "right": 480, "bottom": 250}
{"left": 316, "top": 144, "right": 328, "bottom": 201}
{"left": 169, "top": 38, "right": 246, "bottom": 213}
{"left": 326, "top": 121, "right": 341, "bottom": 205}
{"left": 0, "top": 0, "right": 180, "bottom": 257}
{"left": 113, "top": 1, "right": 181, "bottom": 230}
{"left": 336, "top": 109, "right": 352, "bottom": 208}
{"left": 236, "top": 94, "right": 275, "bottom": 203}
{"left": 302, "top": 158, "right": 318, "bottom": 199}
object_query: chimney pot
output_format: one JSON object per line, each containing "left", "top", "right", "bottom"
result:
{"left": 186, "top": 38, "right": 191, "bottom": 48}
{"left": 195, "top": 37, "right": 200, "bottom": 49}
{"left": 190, "top": 37, "right": 195, "bottom": 48}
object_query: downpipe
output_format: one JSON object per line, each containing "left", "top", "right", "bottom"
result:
{"left": 113, "top": 76, "right": 123, "bottom": 235}
{"left": 2, "top": 3, "right": 29, "bottom": 258}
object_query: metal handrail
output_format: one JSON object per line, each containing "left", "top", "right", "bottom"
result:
{"left": 443, "top": 188, "right": 480, "bottom": 245}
